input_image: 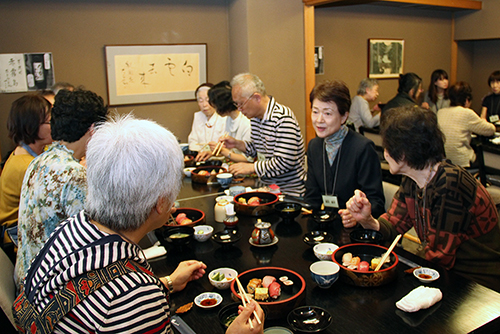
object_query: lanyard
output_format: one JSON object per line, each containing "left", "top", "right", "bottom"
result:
{"left": 322, "top": 140, "right": 342, "bottom": 196}
{"left": 21, "top": 142, "right": 39, "bottom": 157}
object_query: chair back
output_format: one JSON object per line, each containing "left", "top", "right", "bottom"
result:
{"left": 0, "top": 247, "right": 16, "bottom": 328}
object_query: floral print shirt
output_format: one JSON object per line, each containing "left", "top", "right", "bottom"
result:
{"left": 15, "top": 142, "right": 87, "bottom": 288}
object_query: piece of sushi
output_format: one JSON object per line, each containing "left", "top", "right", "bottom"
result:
{"left": 248, "top": 197, "right": 260, "bottom": 206}
{"left": 268, "top": 281, "right": 281, "bottom": 299}
{"left": 282, "top": 279, "right": 294, "bottom": 292}
{"left": 247, "top": 278, "right": 262, "bottom": 294}
{"left": 261, "top": 275, "right": 276, "bottom": 288}
{"left": 255, "top": 287, "right": 269, "bottom": 301}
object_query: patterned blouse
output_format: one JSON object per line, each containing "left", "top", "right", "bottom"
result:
{"left": 15, "top": 142, "right": 87, "bottom": 288}
{"left": 378, "top": 161, "right": 500, "bottom": 286}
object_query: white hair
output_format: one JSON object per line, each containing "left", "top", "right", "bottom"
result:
{"left": 231, "top": 73, "right": 267, "bottom": 97}
{"left": 85, "top": 114, "right": 183, "bottom": 231}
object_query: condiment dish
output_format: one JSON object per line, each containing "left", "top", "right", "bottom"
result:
{"left": 194, "top": 292, "right": 223, "bottom": 309}
{"left": 413, "top": 267, "right": 440, "bottom": 283}
{"left": 193, "top": 225, "right": 213, "bottom": 242}
{"left": 208, "top": 267, "right": 238, "bottom": 290}
{"left": 313, "top": 243, "right": 339, "bottom": 261}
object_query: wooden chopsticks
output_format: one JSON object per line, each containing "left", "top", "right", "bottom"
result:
{"left": 374, "top": 234, "right": 402, "bottom": 271}
{"left": 212, "top": 132, "right": 228, "bottom": 156}
{"left": 235, "top": 276, "right": 262, "bottom": 327}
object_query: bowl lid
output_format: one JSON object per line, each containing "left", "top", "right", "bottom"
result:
{"left": 287, "top": 306, "right": 332, "bottom": 333}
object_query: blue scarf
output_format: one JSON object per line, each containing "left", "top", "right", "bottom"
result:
{"left": 324, "top": 125, "right": 348, "bottom": 166}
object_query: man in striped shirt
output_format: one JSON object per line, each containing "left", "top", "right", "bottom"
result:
{"left": 14, "top": 115, "right": 265, "bottom": 334}
{"left": 223, "top": 73, "right": 306, "bottom": 197}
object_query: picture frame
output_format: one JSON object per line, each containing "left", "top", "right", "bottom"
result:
{"left": 368, "top": 39, "right": 404, "bottom": 79}
{"left": 105, "top": 44, "right": 207, "bottom": 106}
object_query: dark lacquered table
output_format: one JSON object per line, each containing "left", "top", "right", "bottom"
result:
{"left": 141, "top": 177, "right": 500, "bottom": 334}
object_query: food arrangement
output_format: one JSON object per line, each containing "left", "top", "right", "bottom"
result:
{"left": 175, "top": 213, "right": 192, "bottom": 225}
{"left": 197, "top": 168, "right": 222, "bottom": 176}
{"left": 243, "top": 275, "right": 293, "bottom": 301}
{"left": 341, "top": 251, "right": 390, "bottom": 271}
{"left": 238, "top": 196, "right": 261, "bottom": 206}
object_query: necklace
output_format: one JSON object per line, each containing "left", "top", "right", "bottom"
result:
{"left": 414, "top": 165, "right": 436, "bottom": 241}
{"left": 322, "top": 140, "right": 342, "bottom": 196}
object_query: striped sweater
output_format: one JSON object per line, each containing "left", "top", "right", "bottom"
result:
{"left": 245, "top": 97, "right": 306, "bottom": 197}
{"left": 20, "top": 211, "right": 172, "bottom": 333}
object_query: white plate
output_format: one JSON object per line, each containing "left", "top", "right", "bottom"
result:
{"left": 413, "top": 267, "right": 440, "bottom": 283}
{"left": 248, "top": 236, "right": 279, "bottom": 247}
{"left": 194, "top": 292, "right": 223, "bottom": 308}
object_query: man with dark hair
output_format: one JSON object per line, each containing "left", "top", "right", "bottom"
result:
{"left": 382, "top": 72, "right": 423, "bottom": 113}
{"left": 15, "top": 89, "right": 108, "bottom": 288}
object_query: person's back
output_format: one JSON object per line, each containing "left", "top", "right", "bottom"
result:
{"left": 15, "top": 89, "right": 108, "bottom": 288}
{"left": 382, "top": 72, "right": 423, "bottom": 114}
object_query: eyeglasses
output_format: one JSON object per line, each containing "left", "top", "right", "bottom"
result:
{"left": 233, "top": 93, "right": 256, "bottom": 110}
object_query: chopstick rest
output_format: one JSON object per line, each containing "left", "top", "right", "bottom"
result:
{"left": 396, "top": 286, "right": 442, "bottom": 312}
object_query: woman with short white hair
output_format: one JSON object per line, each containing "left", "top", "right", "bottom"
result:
{"left": 348, "top": 78, "right": 381, "bottom": 131}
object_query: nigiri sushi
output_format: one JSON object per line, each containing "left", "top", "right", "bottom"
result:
{"left": 248, "top": 197, "right": 260, "bottom": 206}
{"left": 262, "top": 275, "right": 276, "bottom": 288}
{"left": 268, "top": 281, "right": 281, "bottom": 299}
{"left": 247, "top": 278, "right": 262, "bottom": 294}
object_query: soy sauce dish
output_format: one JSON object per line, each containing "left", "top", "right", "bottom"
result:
{"left": 194, "top": 292, "right": 223, "bottom": 309}
{"left": 413, "top": 267, "right": 439, "bottom": 283}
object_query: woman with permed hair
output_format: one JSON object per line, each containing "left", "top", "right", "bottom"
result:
{"left": 195, "top": 81, "right": 252, "bottom": 163}
{"left": 0, "top": 95, "right": 52, "bottom": 244}
{"left": 304, "top": 80, "right": 385, "bottom": 216}
{"left": 423, "top": 69, "right": 450, "bottom": 113}
{"left": 341, "top": 106, "right": 500, "bottom": 291}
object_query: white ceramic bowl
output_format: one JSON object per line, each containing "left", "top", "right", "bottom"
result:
{"left": 184, "top": 167, "right": 196, "bottom": 177}
{"left": 193, "top": 225, "right": 214, "bottom": 242}
{"left": 310, "top": 261, "right": 340, "bottom": 289}
{"left": 313, "top": 243, "right": 339, "bottom": 261}
{"left": 215, "top": 195, "right": 234, "bottom": 203}
{"left": 216, "top": 173, "right": 233, "bottom": 187}
{"left": 413, "top": 267, "right": 440, "bottom": 283}
{"left": 208, "top": 267, "right": 238, "bottom": 290}
{"left": 194, "top": 292, "right": 223, "bottom": 308}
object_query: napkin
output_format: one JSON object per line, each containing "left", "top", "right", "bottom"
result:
{"left": 140, "top": 241, "right": 167, "bottom": 260}
{"left": 396, "top": 286, "right": 442, "bottom": 313}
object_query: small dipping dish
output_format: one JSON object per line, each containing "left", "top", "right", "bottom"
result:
{"left": 413, "top": 267, "right": 440, "bottom": 283}
{"left": 194, "top": 292, "right": 223, "bottom": 309}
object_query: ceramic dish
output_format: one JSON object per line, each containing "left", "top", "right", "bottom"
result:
{"left": 264, "top": 327, "right": 294, "bottom": 334}
{"left": 413, "top": 267, "right": 440, "bottom": 283}
{"left": 183, "top": 167, "right": 196, "bottom": 177}
{"left": 212, "top": 229, "right": 242, "bottom": 247}
{"left": 313, "top": 243, "right": 339, "bottom": 261}
{"left": 349, "top": 229, "right": 383, "bottom": 244}
{"left": 312, "top": 209, "right": 337, "bottom": 224}
{"left": 287, "top": 306, "right": 332, "bottom": 333}
{"left": 194, "top": 292, "right": 223, "bottom": 309}
{"left": 248, "top": 236, "right": 279, "bottom": 247}
{"left": 209, "top": 267, "right": 238, "bottom": 290}
{"left": 193, "top": 225, "right": 214, "bottom": 242}
{"left": 303, "top": 231, "right": 334, "bottom": 247}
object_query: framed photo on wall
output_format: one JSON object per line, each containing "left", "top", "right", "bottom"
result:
{"left": 368, "top": 39, "right": 404, "bottom": 79}
{"left": 105, "top": 44, "right": 207, "bottom": 106}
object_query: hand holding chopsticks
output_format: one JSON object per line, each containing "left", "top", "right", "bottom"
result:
{"left": 235, "top": 276, "right": 262, "bottom": 328}
{"left": 374, "top": 234, "right": 402, "bottom": 271}
{"left": 212, "top": 132, "right": 229, "bottom": 156}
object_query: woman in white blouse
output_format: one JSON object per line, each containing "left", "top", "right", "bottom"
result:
{"left": 196, "top": 81, "right": 252, "bottom": 162}
{"left": 348, "top": 78, "right": 381, "bottom": 132}
{"left": 188, "top": 83, "right": 226, "bottom": 152}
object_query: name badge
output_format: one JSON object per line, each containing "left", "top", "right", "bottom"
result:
{"left": 322, "top": 195, "right": 339, "bottom": 208}
{"left": 489, "top": 115, "right": 499, "bottom": 123}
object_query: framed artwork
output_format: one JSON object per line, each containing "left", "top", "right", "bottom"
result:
{"left": 105, "top": 44, "right": 207, "bottom": 105}
{"left": 368, "top": 39, "right": 404, "bottom": 79}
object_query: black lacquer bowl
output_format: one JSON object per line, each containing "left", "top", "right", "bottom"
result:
{"left": 234, "top": 192, "right": 279, "bottom": 216}
{"left": 275, "top": 202, "right": 302, "bottom": 221}
{"left": 349, "top": 229, "right": 383, "bottom": 244}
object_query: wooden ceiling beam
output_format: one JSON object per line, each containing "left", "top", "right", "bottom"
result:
{"left": 302, "top": 0, "right": 482, "bottom": 10}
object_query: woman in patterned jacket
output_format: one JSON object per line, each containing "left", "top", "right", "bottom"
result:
{"left": 340, "top": 105, "right": 500, "bottom": 292}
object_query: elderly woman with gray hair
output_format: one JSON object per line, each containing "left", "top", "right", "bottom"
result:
{"left": 13, "top": 115, "right": 264, "bottom": 333}
{"left": 348, "top": 78, "right": 381, "bottom": 132}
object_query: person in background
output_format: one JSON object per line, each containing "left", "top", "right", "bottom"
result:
{"left": 305, "top": 80, "right": 385, "bottom": 216}
{"left": 195, "top": 81, "right": 252, "bottom": 162}
{"left": 437, "top": 81, "right": 495, "bottom": 167}
{"left": 15, "top": 89, "right": 108, "bottom": 288}
{"left": 480, "top": 70, "right": 500, "bottom": 122}
{"left": 341, "top": 106, "right": 500, "bottom": 292}
{"left": 38, "top": 89, "right": 56, "bottom": 105}
{"left": 13, "top": 115, "right": 265, "bottom": 334}
{"left": 348, "top": 78, "right": 381, "bottom": 132}
{"left": 0, "top": 95, "right": 52, "bottom": 245}
{"left": 423, "top": 69, "right": 450, "bottom": 113}
{"left": 51, "top": 81, "right": 75, "bottom": 95}
{"left": 221, "top": 73, "right": 306, "bottom": 197}
{"left": 188, "top": 83, "right": 226, "bottom": 152}
{"left": 382, "top": 72, "right": 423, "bottom": 113}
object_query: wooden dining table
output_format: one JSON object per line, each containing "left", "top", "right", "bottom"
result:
{"left": 141, "top": 176, "right": 500, "bottom": 334}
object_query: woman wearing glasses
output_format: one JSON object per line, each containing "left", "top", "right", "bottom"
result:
{"left": 195, "top": 81, "right": 252, "bottom": 162}
{"left": 188, "top": 83, "right": 226, "bottom": 153}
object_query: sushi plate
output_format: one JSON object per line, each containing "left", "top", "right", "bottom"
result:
{"left": 249, "top": 236, "right": 279, "bottom": 247}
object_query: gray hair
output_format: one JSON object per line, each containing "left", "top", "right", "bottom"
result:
{"left": 85, "top": 114, "right": 183, "bottom": 231}
{"left": 356, "top": 78, "right": 378, "bottom": 96}
{"left": 231, "top": 73, "right": 267, "bottom": 97}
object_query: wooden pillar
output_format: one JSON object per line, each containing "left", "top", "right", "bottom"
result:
{"left": 304, "top": 4, "right": 316, "bottom": 145}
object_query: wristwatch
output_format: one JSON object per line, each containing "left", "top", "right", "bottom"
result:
{"left": 164, "top": 275, "right": 174, "bottom": 292}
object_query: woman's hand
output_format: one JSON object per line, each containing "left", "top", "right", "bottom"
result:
{"left": 196, "top": 147, "right": 213, "bottom": 162}
{"left": 344, "top": 190, "right": 380, "bottom": 230}
{"left": 229, "top": 162, "right": 255, "bottom": 176}
{"left": 226, "top": 300, "right": 265, "bottom": 334}
{"left": 338, "top": 209, "right": 357, "bottom": 229}
{"left": 168, "top": 260, "right": 207, "bottom": 293}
